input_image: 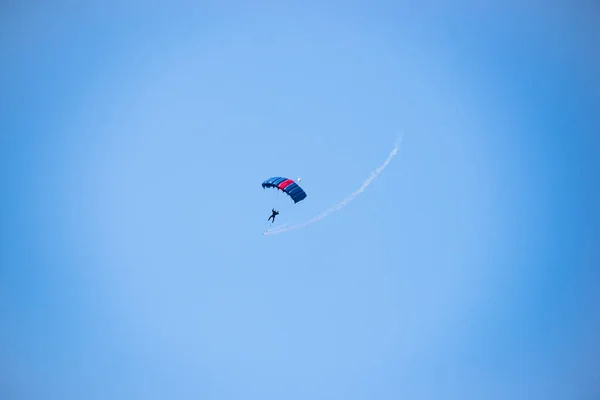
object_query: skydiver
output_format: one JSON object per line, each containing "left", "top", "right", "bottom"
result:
{"left": 268, "top": 208, "right": 279, "bottom": 223}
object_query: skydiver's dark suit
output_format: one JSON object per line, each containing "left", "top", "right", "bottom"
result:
{"left": 268, "top": 209, "right": 279, "bottom": 223}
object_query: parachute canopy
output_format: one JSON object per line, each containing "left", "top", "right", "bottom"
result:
{"left": 262, "top": 177, "right": 307, "bottom": 203}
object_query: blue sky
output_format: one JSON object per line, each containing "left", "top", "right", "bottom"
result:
{"left": 1, "top": 2, "right": 599, "bottom": 400}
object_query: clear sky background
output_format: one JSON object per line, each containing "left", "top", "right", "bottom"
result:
{"left": 1, "top": 2, "right": 599, "bottom": 400}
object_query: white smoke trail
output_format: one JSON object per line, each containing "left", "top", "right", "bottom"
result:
{"left": 263, "top": 135, "right": 403, "bottom": 236}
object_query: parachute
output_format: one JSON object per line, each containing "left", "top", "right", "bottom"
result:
{"left": 262, "top": 177, "right": 307, "bottom": 203}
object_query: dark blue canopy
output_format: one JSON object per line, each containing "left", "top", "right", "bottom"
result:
{"left": 262, "top": 177, "right": 307, "bottom": 203}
